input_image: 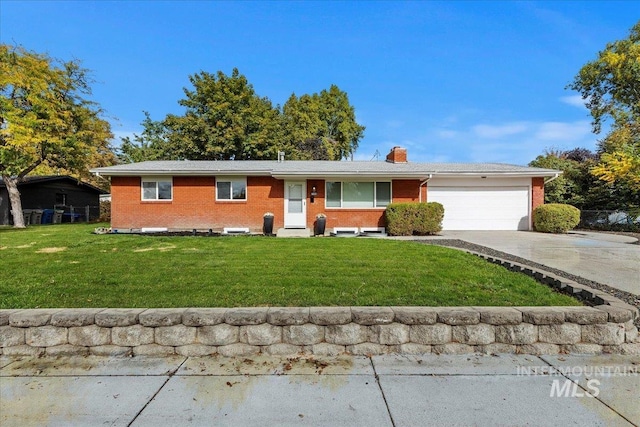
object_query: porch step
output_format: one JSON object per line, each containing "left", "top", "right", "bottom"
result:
{"left": 276, "top": 228, "right": 311, "bottom": 238}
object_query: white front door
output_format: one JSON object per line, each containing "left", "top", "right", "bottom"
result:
{"left": 284, "top": 181, "right": 306, "bottom": 228}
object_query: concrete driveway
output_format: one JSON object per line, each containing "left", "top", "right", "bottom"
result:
{"left": 444, "top": 231, "right": 640, "bottom": 296}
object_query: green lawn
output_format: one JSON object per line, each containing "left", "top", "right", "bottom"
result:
{"left": 0, "top": 223, "right": 581, "bottom": 308}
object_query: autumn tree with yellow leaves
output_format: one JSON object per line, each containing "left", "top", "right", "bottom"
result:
{"left": 569, "top": 21, "right": 640, "bottom": 206}
{"left": 0, "top": 44, "right": 114, "bottom": 227}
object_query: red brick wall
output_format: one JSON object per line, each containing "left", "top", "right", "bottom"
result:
{"left": 110, "top": 176, "right": 422, "bottom": 231}
{"left": 111, "top": 176, "right": 284, "bottom": 231}
{"left": 531, "top": 177, "right": 545, "bottom": 222}
{"left": 392, "top": 179, "right": 421, "bottom": 202}
{"left": 307, "top": 179, "right": 420, "bottom": 228}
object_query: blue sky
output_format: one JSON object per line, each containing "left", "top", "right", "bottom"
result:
{"left": 1, "top": 1, "right": 638, "bottom": 165}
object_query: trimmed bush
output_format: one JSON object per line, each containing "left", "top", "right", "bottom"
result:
{"left": 533, "top": 203, "right": 580, "bottom": 233}
{"left": 385, "top": 203, "right": 414, "bottom": 236}
{"left": 386, "top": 202, "right": 444, "bottom": 236}
{"left": 414, "top": 202, "right": 444, "bottom": 235}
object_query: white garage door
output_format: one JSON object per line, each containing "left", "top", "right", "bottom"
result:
{"left": 428, "top": 186, "right": 530, "bottom": 230}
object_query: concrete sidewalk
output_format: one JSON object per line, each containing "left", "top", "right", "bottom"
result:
{"left": 442, "top": 231, "right": 640, "bottom": 295}
{"left": 1, "top": 353, "right": 638, "bottom": 426}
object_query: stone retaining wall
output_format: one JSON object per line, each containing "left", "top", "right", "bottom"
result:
{"left": 1, "top": 306, "right": 638, "bottom": 357}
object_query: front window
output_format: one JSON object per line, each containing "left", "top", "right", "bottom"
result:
{"left": 216, "top": 177, "right": 247, "bottom": 201}
{"left": 326, "top": 181, "right": 391, "bottom": 208}
{"left": 376, "top": 182, "right": 391, "bottom": 206}
{"left": 343, "top": 182, "right": 374, "bottom": 207}
{"left": 141, "top": 178, "right": 172, "bottom": 201}
{"left": 326, "top": 182, "right": 342, "bottom": 207}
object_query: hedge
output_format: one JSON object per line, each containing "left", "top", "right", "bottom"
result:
{"left": 385, "top": 202, "right": 444, "bottom": 236}
{"left": 533, "top": 203, "right": 580, "bottom": 233}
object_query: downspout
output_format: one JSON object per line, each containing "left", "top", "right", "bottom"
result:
{"left": 419, "top": 174, "right": 433, "bottom": 203}
{"left": 544, "top": 173, "right": 560, "bottom": 185}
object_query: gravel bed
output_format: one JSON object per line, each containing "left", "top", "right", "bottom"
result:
{"left": 417, "top": 239, "right": 640, "bottom": 328}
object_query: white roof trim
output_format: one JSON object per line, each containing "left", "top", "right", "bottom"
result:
{"left": 428, "top": 171, "right": 560, "bottom": 178}
{"left": 94, "top": 169, "right": 270, "bottom": 177}
{"left": 271, "top": 172, "right": 433, "bottom": 180}
{"left": 93, "top": 170, "right": 560, "bottom": 179}
{"left": 91, "top": 160, "right": 561, "bottom": 179}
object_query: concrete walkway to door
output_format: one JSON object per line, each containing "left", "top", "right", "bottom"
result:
{"left": 442, "top": 231, "right": 640, "bottom": 296}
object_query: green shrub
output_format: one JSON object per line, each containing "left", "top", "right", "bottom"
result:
{"left": 385, "top": 202, "right": 444, "bottom": 236}
{"left": 385, "top": 203, "right": 414, "bottom": 236}
{"left": 533, "top": 203, "right": 580, "bottom": 233}
{"left": 414, "top": 202, "right": 444, "bottom": 235}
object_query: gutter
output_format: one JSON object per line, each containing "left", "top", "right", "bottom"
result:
{"left": 93, "top": 172, "right": 111, "bottom": 184}
{"left": 544, "top": 172, "right": 561, "bottom": 184}
{"left": 90, "top": 169, "right": 273, "bottom": 177}
{"left": 431, "top": 172, "right": 559, "bottom": 178}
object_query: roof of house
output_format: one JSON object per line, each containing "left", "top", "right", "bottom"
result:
{"left": 91, "top": 160, "right": 560, "bottom": 179}
{"left": 0, "top": 175, "right": 107, "bottom": 193}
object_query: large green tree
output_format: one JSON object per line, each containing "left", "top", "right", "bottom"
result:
{"left": 530, "top": 149, "right": 595, "bottom": 208}
{"left": 119, "top": 69, "right": 365, "bottom": 162}
{"left": 529, "top": 147, "right": 636, "bottom": 210}
{"left": 568, "top": 21, "right": 640, "bottom": 200}
{"left": 121, "top": 69, "right": 283, "bottom": 161}
{"left": 0, "top": 44, "right": 114, "bottom": 227}
{"left": 119, "top": 111, "right": 172, "bottom": 163}
{"left": 282, "top": 85, "right": 365, "bottom": 160}
{"left": 165, "top": 69, "right": 283, "bottom": 160}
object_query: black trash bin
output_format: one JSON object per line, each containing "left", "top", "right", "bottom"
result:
{"left": 263, "top": 213, "right": 274, "bottom": 235}
{"left": 314, "top": 214, "right": 326, "bottom": 236}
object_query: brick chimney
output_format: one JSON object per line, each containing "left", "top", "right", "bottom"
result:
{"left": 385, "top": 146, "right": 407, "bottom": 163}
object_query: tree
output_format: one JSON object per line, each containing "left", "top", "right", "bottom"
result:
{"left": 282, "top": 85, "right": 365, "bottom": 160}
{"left": 119, "top": 111, "right": 171, "bottom": 163}
{"left": 568, "top": 21, "right": 640, "bottom": 198}
{"left": 530, "top": 147, "right": 635, "bottom": 210}
{"left": 0, "top": 44, "right": 113, "bottom": 227}
{"left": 281, "top": 93, "right": 327, "bottom": 160}
{"left": 592, "top": 123, "right": 640, "bottom": 193}
{"left": 529, "top": 149, "right": 594, "bottom": 208}
{"left": 120, "top": 70, "right": 365, "bottom": 162}
{"left": 568, "top": 21, "right": 640, "bottom": 134}
{"left": 121, "top": 69, "right": 284, "bottom": 161}
{"left": 530, "top": 148, "right": 608, "bottom": 209}
{"left": 315, "top": 85, "right": 365, "bottom": 160}
{"left": 165, "top": 68, "right": 283, "bottom": 160}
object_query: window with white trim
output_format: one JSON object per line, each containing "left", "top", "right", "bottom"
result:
{"left": 141, "top": 177, "right": 172, "bottom": 201}
{"left": 326, "top": 181, "right": 391, "bottom": 208}
{"left": 216, "top": 177, "right": 247, "bottom": 201}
